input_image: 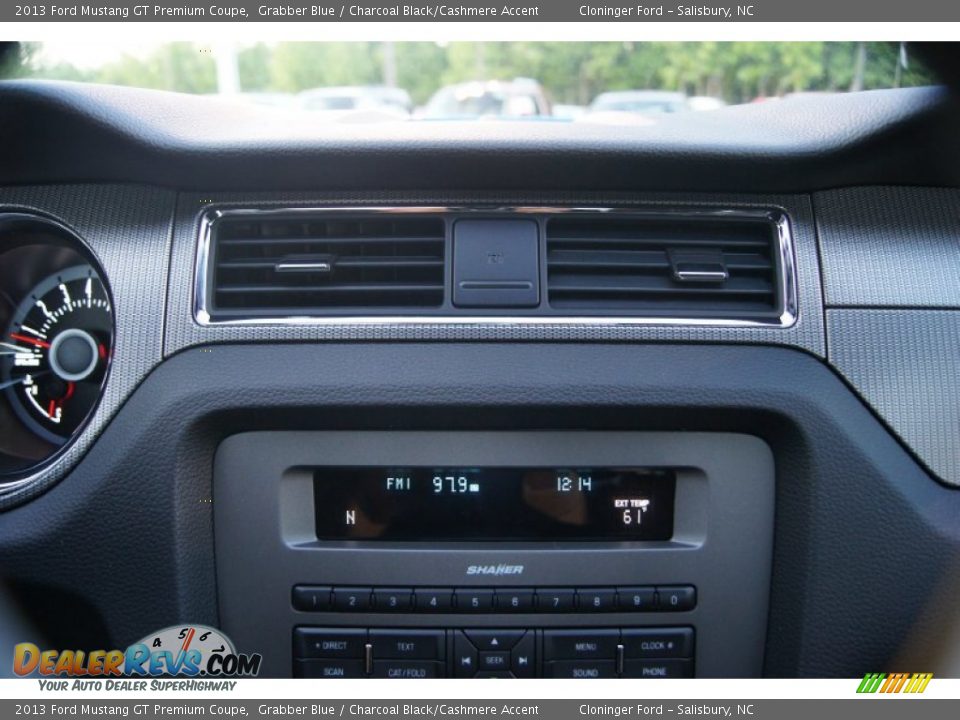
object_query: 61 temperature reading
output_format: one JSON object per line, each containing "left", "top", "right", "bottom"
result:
{"left": 616, "top": 498, "right": 651, "bottom": 526}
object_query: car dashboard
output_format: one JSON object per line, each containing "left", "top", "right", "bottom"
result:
{"left": 1, "top": 80, "right": 960, "bottom": 679}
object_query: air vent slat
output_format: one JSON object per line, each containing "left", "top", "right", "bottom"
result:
{"left": 217, "top": 258, "right": 444, "bottom": 270}
{"left": 548, "top": 252, "right": 772, "bottom": 273}
{"left": 549, "top": 278, "right": 773, "bottom": 296}
{"left": 548, "top": 237, "right": 770, "bottom": 249}
{"left": 216, "top": 283, "right": 444, "bottom": 294}
{"left": 208, "top": 214, "right": 446, "bottom": 315}
{"left": 218, "top": 235, "right": 441, "bottom": 246}
{"left": 546, "top": 215, "right": 781, "bottom": 318}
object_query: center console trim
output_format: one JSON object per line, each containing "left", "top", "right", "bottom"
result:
{"left": 213, "top": 430, "right": 774, "bottom": 678}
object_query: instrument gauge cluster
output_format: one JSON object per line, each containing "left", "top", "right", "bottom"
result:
{"left": 0, "top": 213, "right": 115, "bottom": 485}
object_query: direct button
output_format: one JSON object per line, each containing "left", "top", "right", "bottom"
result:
{"left": 369, "top": 630, "right": 445, "bottom": 660}
{"left": 543, "top": 629, "right": 619, "bottom": 660}
{"left": 293, "top": 628, "right": 366, "bottom": 659}
{"left": 621, "top": 628, "right": 694, "bottom": 659}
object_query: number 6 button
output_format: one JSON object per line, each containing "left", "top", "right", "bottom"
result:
{"left": 497, "top": 589, "right": 535, "bottom": 612}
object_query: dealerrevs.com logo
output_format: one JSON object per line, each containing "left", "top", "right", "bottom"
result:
{"left": 13, "top": 625, "right": 261, "bottom": 681}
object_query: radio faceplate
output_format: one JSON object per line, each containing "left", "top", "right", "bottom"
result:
{"left": 213, "top": 431, "right": 774, "bottom": 678}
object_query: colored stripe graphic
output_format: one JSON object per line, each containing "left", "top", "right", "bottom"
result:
{"left": 904, "top": 673, "right": 934, "bottom": 694}
{"left": 857, "top": 673, "right": 886, "bottom": 693}
{"left": 858, "top": 672, "right": 932, "bottom": 694}
{"left": 890, "top": 673, "right": 909, "bottom": 693}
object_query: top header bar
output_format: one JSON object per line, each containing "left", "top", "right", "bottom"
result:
{"left": 7, "top": 1, "right": 960, "bottom": 23}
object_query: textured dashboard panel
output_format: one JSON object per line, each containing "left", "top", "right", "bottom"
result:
{"left": 165, "top": 191, "right": 825, "bottom": 356}
{"left": 816, "top": 186, "right": 960, "bottom": 308}
{"left": 2, "top": 343, "right": 959, "bottom": 677}
{"left": 828, "top": 309, "right": 960, "bottom": 486}
{"left": 0, "top": 185, "right": 175, "bottom": 508}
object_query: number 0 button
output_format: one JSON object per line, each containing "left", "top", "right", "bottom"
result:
{"left": 656, "top": 586, "right": 697, "bottom": 611}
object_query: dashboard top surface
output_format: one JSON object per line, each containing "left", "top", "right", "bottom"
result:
{"left": 1, "top": 81, "right": 958, "bottom": 193}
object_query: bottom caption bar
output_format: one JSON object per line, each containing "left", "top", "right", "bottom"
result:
{"left": 3, "top": 700, "right": 958, "bottom": 719}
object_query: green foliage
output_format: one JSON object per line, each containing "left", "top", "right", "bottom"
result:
{"left": 269, "top": 42, "right": 382, "bottom": 92}
{"left": 1, "top": 41, "right": 939, "bottom": 107}
{"left": 237, "top": 43, "right": 271, "bottom": 93}
{"left": 95, "top": 43, "right": 217, "bottom": 94}
{"left": 394, "top": 42, "right": 448, "bottom": 105}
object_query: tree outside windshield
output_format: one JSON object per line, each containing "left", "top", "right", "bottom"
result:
{"left": 0, "top": 41, "right": 936, "bottom": 122}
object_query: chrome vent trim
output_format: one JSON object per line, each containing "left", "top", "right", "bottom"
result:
{"left": 194, "top": 206, "right": 798, "bottom": 328}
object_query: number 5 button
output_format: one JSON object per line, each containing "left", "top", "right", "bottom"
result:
{"left": 455, "top": 589, "right": 495, "bottom": 612}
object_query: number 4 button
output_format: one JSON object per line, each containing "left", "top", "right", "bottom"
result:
{"left": 413, "top": 588, "right": 454, "bottom": 612}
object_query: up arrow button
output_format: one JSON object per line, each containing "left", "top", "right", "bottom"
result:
{"left": 464, "top": 629, "right": 525, "bottom": 651}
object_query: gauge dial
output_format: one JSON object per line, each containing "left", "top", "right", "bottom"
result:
{"left": 2, "top": 265, "right": 113, "bottom": 444}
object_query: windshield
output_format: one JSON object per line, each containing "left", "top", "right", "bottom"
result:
{"left": 0, "top": 41, "right": 936, "bottom": 124}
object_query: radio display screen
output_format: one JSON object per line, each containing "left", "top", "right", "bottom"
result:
{"left": 312, "top": 468, "right": 675, "bottom": 541}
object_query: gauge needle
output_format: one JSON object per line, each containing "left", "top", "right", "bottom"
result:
{"left": 0, "top": 371, "right": 50, "bottom": 392}
{"left": 9, "top": 333, "right": 51, "bottom": 349}
{"left": 0, "top": 341, "right": 41, "bottom": 353}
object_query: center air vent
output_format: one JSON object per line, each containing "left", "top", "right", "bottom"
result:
{"left": 205, "top": 213, "right": 445, "bottom": 318}
{"left": 546, "top": 214, "right": 783, "bottom": 319}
